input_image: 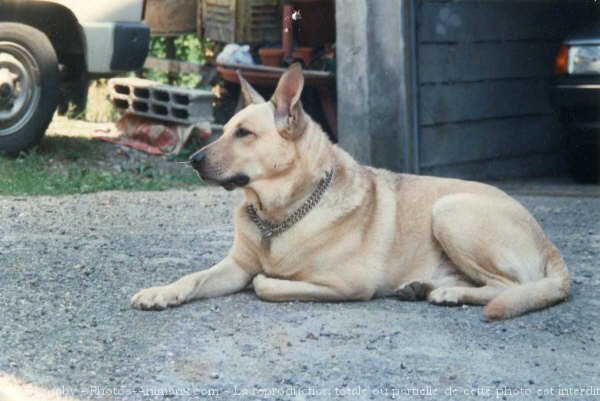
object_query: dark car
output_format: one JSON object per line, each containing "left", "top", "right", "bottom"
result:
{"left": 551, "top": 23, "right": 600, "bottom": 182}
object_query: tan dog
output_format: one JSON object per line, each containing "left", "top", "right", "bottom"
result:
{"left": 131, "top": 64, "right": 570, "bottom": 320}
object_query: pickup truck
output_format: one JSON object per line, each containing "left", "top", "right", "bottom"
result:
{"left": 0, "top": 0, "right": 150, "bottom": 155}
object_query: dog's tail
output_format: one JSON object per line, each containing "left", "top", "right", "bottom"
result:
{"left": 485, "top": 244, "right": 570, "bottom": 320}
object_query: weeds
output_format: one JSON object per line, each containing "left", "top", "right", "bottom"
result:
{"left": 142, "top": 34, "right": 213, "bottom": 88}
{"left": 0, "top": 136, "right": 201, "bottom": 196}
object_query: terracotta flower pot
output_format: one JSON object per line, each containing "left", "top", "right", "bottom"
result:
{"left": 259, "top": 48, "right": 284, "bottom": 67}
{"left": 292, "top": 47, "right": 313, "bottom": 67}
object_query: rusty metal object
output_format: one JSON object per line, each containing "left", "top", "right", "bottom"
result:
{"left": 216, "top": 63, "right": 334, "bottom": 87}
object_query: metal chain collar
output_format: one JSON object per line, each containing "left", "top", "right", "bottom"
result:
{"left": 247, "top": 169, "right": 334, "bottom": 246}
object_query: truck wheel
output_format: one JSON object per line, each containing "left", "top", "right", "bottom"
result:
{"left": 0, "top": 22, "right": 59, "bottom": 156}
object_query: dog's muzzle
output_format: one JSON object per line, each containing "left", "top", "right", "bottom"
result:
{"left": 190, "top": 150, "right": 206, "bottom": 171}
{"left": 189, "top": 150, "right": 249, "bottom": 190}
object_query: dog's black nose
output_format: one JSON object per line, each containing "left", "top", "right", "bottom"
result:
{"left": 190, "top": 150, "right": 206, "bottom": 169}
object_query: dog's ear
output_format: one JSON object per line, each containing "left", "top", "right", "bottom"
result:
{"left": 272, "top": 63, "right": 305, "bottom": 140}
{"left": 237, "top": 70, "right": 265, "bottom": 106}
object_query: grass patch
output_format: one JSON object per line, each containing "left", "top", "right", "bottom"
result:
{"left": 0, "top": 158, "right": 199, "bottom": 196}
{"left": 0, "top": 136, "right": 202, "bottom": 196}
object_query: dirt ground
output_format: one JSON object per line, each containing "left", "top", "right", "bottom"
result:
{"left": 0, "top": 181, "right": 599, "bottom": 401}
{"left": 44, "top": 116, "right": 196, "bottom": 177}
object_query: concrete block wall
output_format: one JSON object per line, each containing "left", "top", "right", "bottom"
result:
{"left": 109, "top": 78, "right": 214, "bottom": 125}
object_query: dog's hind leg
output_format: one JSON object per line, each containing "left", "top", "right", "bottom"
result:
{"left": 429, "top": 192, "right": 569, "bottom": 319}
{"left": 426, "top": 256, "right": 503, "bottom": 305}
{"left": 428, "top": 285, "right": 504, "bottom": 306}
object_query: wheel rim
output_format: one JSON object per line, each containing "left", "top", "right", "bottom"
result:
{"left": 0, "top": 41, "right": 41, "bottom": 137}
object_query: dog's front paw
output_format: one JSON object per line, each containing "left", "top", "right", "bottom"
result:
{"left": 131, "top": 285, "right": 185, "bottom": 311}
{"left": 252, "top": 274, "right": 270, "bottom": 298}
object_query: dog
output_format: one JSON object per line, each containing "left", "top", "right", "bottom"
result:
{"left": 131, "top": 64, "right": 570, "bottom": 320}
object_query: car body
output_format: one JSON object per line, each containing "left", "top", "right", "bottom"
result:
{"left": 551, "top": 22, "right": 600, "bottom": 182}
{"left": 0, "top": 0, "right": 150, "bottom": 75}
{"left": 0, "top": 0, "right": 149, "bottom": 154}
{"left": 48, "top": 0, "right": 150, "bottom": 74}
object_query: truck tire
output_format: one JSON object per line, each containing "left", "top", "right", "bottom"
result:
{"left": 0, "top": 22, "right": 59, "bottom": 155}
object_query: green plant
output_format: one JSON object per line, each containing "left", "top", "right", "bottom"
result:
{"left": 143, "top": 34, "right": 213, "bottom": 88}
{"left": 0, "top": 136, "right": 202, "bottom": 196}
{"left": 65, "top": 102, "right": 86, "bottom": 120}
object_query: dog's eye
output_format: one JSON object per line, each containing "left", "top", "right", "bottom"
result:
{"left": 235, "top": 128, "right": 253, "bottom": 138}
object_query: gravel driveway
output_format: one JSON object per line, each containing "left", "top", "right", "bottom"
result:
{"left": 1, "top": 186, "right": 599, "bottom": 401}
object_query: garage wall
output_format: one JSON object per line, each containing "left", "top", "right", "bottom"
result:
{"left": 416, "top": 0, "right": 598, "bottom": 179}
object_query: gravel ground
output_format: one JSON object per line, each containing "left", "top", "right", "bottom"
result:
{"left": 1, "top": 185, "right": 599, "bottom": 401}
